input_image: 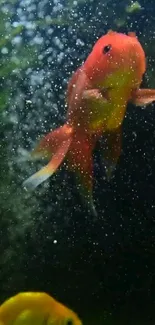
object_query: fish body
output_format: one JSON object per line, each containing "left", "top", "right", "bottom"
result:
{"left": 23, "top": 30, "right": 155, "bottom": 216}
{"left": 0, "top": 292, "right": 82, "bottom": 325}
{"left": 66, "top": 31, "right": 145, "bottom": 133}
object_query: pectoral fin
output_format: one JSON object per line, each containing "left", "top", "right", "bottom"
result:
{"left": 132, "top": 88, "right": 155, "bottom": 106}
{"left": 101, "top": 127, "right": 122, "bottom": 181}
{"left": 83, "top": 89, "right": 109, "bottom": 104}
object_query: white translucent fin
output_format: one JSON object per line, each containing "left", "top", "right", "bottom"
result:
{"left": 103, "top": 159, "right": 116, "bottom": 182}
{"left": 23, "top": 165, "right": 53, "bottom": 191}
{"left": 88, "top": 199, "right": 98, "bottom": 218}
{"left": 23, "top": 138, "right": 72, "bottom": 191}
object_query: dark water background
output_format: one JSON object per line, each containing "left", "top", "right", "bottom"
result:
{"left": 1, "top": 0, "right": 155, "bottom": 323}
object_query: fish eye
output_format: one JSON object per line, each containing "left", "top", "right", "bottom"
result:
{"left": 65, "top": 319, "right": 74, "bottom": 325}
{"left": 102, "top": 44, "right": 112, "bottom": 54}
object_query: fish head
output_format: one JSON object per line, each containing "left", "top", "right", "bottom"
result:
{"left": 84, "top": 30, "right": 146, "bottom": 91}
{"left": 47, "top": 304, "right": 82, "bottom": 325}
{"left": 47, "top": 315, "right": 82, "bottom": 325}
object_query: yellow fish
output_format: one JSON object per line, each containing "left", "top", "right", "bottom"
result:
{"left": 0, "top": 292, "right": 82, "bottom": 325}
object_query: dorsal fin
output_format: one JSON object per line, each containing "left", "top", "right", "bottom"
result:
{"left": 107, "top": 29, "right": 116, "bottom": 35}
{"left": 128, "top": 31, "right": 137, "bottom": 38}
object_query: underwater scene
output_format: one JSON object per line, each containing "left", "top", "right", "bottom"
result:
{"left": 1, "top": 0, "right": 155, "bottom": 323}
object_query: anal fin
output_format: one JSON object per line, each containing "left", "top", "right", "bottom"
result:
{"left": 101, "top": 127, "right": 122, "bottom": 181}
{"left": 68, "top": 134, "right": 97, "bottom": 217}
{"left": 75, "top": 168, "right": 97, "bottom": 218}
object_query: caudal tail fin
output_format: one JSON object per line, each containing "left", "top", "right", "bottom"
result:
{"left": 23, "top": 124, "right": 73, "bottom": 191}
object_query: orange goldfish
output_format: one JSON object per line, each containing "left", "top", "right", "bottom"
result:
{"left": 23, "top": 30, "right": 155, "bottom": 216}
{"left": 0, "top": 292, "right": 82, "bottom": 325}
